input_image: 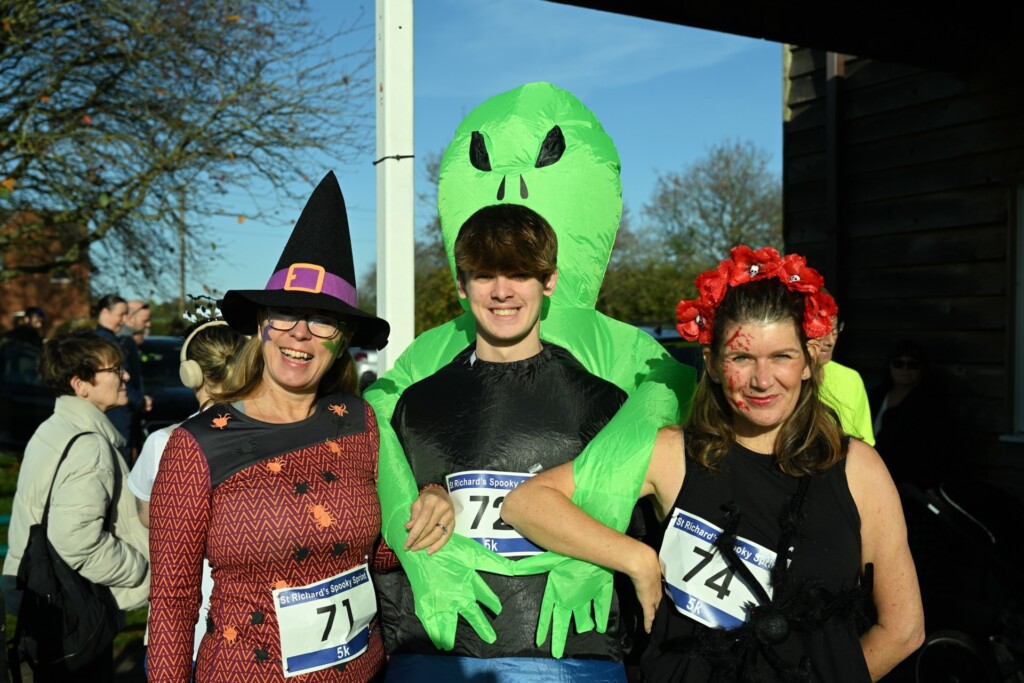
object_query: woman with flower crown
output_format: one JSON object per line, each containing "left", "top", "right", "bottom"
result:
{"left": 502, "top": 246, "right": 925, "bottom": 682}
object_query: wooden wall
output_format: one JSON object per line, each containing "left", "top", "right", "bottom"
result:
{"left": 783, "top": 46, "right": 1024, "bottom": 473}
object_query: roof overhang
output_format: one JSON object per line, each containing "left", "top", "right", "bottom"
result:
{"left": 548, "top": 1, "right": 1018, "bottom": 71}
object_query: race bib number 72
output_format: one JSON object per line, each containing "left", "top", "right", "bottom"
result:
{"left": 446, "top": 470, "right": 540, "bottom": 557}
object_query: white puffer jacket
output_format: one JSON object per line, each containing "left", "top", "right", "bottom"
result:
{"left": 2, "top": 395, "right": 150, "bottom": 610}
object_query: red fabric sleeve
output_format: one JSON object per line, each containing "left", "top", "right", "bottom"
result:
{"left": 372, "top": 536, "right": 400, "bottom": 572}
{"left": 146, "top": 427, "right": 211, "bottom": 681}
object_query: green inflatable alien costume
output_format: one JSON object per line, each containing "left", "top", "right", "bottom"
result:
{"left": 366, "top": 82, "right": 696, "bottom": 658}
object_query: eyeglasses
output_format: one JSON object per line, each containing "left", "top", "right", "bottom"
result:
{"left": 95, "top": 365, "right": 125, "bottom": 376}
{"left": 891, "top": 358, "right": 921, "bottom": 370}
{"left": 265, "top": 308, "right": 348, "bottom": 339}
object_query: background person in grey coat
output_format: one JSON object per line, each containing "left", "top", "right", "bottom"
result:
{"left": 2, "top": 332, "right": 150, "bottom": 682}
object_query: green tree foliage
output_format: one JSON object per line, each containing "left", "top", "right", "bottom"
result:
{"left": 597, "top": 140, "right": 781, "bottom": 324}
{"left": 0, "top": 0, "right": 372, "bottom": 290}
{"left": 358, "top": 153, "right": 463, "bottom": 336}
{"left": 596, "top": 207, "right": 694, "bottom": 324}
{"left": 643, "top": 139, "right": 782, "bottom": 275}
{"left": 413, "top": 154, "right": 463, "bottom": 334}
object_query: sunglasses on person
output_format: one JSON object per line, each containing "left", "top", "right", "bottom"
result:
{"left": 891, "top": 358, "right": 921, "bottom": 370}
{"left": 95, "top": 364, "right": 126, "bottom": 376}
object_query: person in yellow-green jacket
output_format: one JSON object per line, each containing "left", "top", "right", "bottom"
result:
{"left": 818, "top": 308, "right": 875, "bottom": 446}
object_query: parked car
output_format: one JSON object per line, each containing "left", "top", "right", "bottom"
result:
{"left": 138, "top": 335, "right": 196, "bottom": 435}
{"left": 0, "top": 339, "right": 53, "bottom": 451}
{"left": 349, "top": 346, "right": 379, "bottom": 392}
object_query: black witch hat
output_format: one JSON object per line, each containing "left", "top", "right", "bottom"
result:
{"left": 219, "top": 171, "right": 389, "bottom": 349}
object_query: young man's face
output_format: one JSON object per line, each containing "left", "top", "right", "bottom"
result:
{"left": 458, "top": 269, "right": 557, "bottom": 362}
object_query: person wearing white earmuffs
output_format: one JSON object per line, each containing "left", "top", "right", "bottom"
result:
{"left": 128, "top": 305, "right": 246, "bottom": 668}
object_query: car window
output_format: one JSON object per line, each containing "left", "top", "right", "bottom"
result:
{"left": 0, "top": 343, "right": 43, "bottom": 386}
{"left": 140, "top": 340, "right": 184, "bottom": 388}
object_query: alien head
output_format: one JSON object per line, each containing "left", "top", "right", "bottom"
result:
{"left": 438, "top": 82, "right": 622, "bottom": 310}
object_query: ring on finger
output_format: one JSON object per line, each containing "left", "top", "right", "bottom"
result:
{"left": 436, "top": 522, "right": 449, "bottom": 535}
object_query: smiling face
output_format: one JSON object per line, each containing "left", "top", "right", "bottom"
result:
{"left": 458, "top": 269, "right": 557, "bottom": 362}
{"left": 75, "top": 354, "right": 128, "bottom": 412}
{"left": 259, "top": 307, "right": 350, "bottom": 394}
{"left": 705, "top": 319, "right": 816, "bottom": 452}
{"left": 126, "top": 302, "right": 151, "bottom": 335}
{"left": 98, "top": 301, "right": 128, "bottom": 334}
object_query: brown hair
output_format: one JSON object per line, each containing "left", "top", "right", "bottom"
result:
{"left": 93, "top": 293, "right": 126, "bottom": 317}
{"left": 40, "top": 331, "right": 123, "bottom": 397}
{"left": 685, "top": 278, "right": 848, "bottom": 476}
{"left": 454, "top": 204, "right": 557, "bottom": 284}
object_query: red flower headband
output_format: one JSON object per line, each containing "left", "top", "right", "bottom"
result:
{"left": 675, "top": 245, "right": 837, "bottom": 344}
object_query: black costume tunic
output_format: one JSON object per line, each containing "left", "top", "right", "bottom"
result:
{"left": 642, "top": 442, "right": 871, "bottom": 682}
{"left": 377, "top": 343, "right": 627, "bottom": 660}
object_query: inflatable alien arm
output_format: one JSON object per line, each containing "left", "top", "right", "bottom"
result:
{"left": 369, "top": 309, "right": 694, "bottom": 656}
{"left": 516, "top": 309, "right": 695, "bottom": 657}
{"left": 371, "top": 81, "right": 696, "bottom": 655}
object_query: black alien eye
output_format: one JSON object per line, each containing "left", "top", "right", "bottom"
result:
{"left": 535, "top": 126, "right": 565, "bottom": 168}
{"left": 470, "top": 131, "right": 491, "bottom": 171}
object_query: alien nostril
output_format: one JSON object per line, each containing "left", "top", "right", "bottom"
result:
{"left": 519, "top": 176, "right": 528, "bottom": 199}
{"left": 497, "top": 176, "right": 506, "bottom": 200}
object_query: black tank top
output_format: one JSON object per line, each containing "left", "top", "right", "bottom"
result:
{"left": 642, "top": 442, "right": 873, "bottom": 682}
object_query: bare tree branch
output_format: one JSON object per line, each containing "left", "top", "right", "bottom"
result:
{"left": 0, "top": 0, "right": 373, "bottom": 293}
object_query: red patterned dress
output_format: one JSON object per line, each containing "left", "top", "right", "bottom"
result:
{"left": 147, "top": 393, "right": 387, "bottom": 682}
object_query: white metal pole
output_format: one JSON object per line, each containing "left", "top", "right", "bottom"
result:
{"left": 375, "top": 0, "right": 415, "bottom": 371}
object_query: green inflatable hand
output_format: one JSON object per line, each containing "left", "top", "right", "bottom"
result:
{"left": 368, "top": 82, "right": 695, "bottom": 656}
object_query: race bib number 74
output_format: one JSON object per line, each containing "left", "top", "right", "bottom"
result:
{"left": 660, "top": 509, "right": 777, "bottom": 630}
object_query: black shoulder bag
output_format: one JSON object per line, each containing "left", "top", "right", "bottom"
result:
{"left": 14, "top": 431, "right": 124, "bottom": 671}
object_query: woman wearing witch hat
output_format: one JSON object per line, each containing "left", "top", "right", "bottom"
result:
{"left": 146, "top": 172, "right": 454, "bottom": 682}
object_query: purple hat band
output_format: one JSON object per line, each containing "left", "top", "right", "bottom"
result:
{"left": 265, "top": 263, "right": 358, "bottom": 306}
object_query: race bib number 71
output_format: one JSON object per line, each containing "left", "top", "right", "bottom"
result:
{"left": 273, "top": 564, "right": 376, "bottom": 677}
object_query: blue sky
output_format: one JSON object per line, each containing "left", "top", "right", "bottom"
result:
{"left": 182, "top": 0, "right": 783, "bottom": 299}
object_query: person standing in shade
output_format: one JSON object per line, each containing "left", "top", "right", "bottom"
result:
{"left": 818, "top": 306, "right": 875, "bottom": 446}
{"left": 869, "top": 341, "right": 952, "bottom": 491}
